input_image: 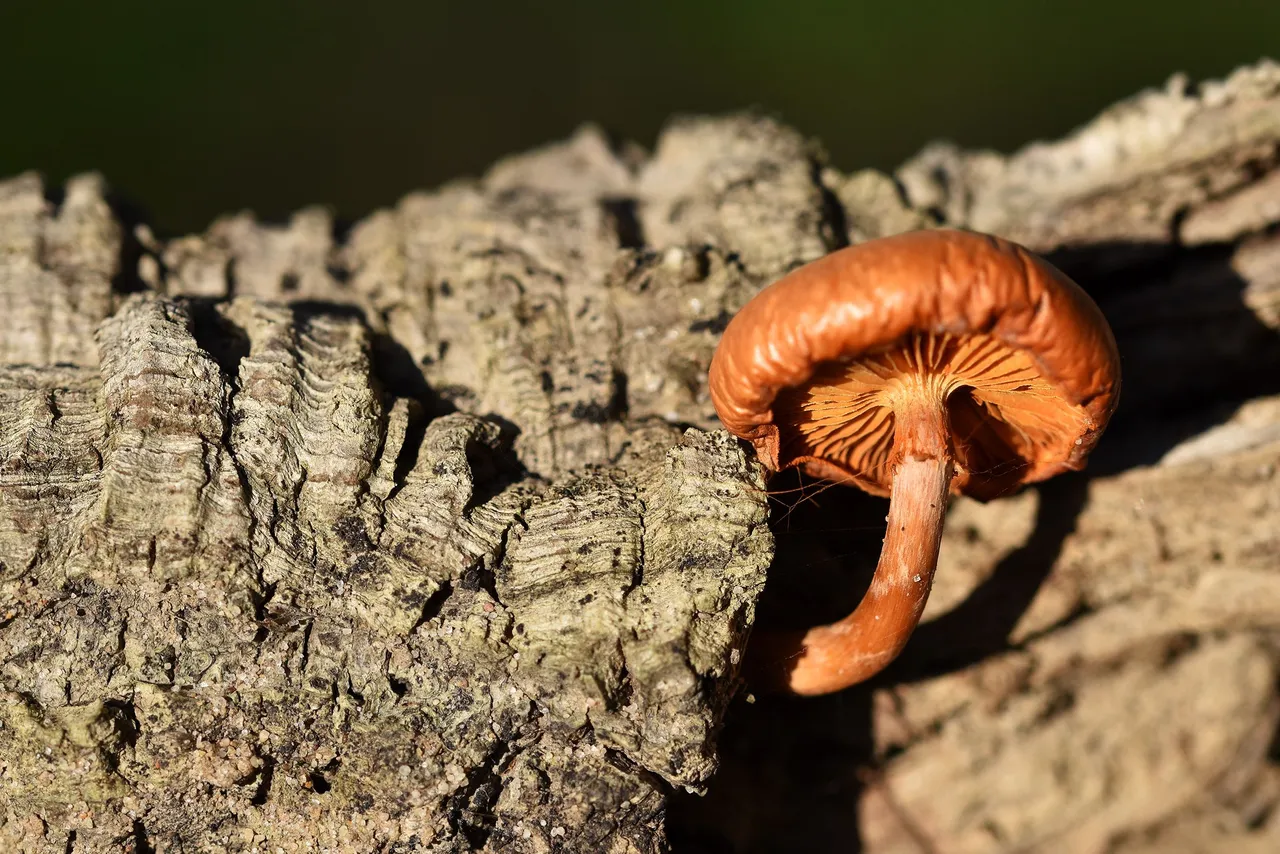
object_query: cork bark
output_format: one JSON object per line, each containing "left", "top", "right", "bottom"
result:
{"left": 2, "top": 59, "right": 1280, "bottom": 853}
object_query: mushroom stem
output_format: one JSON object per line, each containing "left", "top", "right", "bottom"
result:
{"left": 750, "top": 452, "right": 954, "bottom": 696}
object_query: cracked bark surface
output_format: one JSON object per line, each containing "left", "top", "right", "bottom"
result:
{"left": 2, "top": 59, "right": 1280, "bottom": 853}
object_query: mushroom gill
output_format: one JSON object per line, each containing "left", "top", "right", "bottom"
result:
{"left": 773, "top": 331, "right": 1093, "bottom": 497}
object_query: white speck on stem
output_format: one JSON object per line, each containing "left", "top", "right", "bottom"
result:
{"left": 913, "top": 575, "right": 922, "bottom": 583}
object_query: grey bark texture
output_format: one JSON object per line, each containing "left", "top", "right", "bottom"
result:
{"left": 1, "top": 59, "right": 1279, "bottom": 853}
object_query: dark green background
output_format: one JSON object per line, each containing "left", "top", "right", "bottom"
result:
{"left": 3, "top": 1, "right": 1276, "bottom": 235}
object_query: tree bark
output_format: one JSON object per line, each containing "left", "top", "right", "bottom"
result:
{"left": 2, "top": 59, "right": 1279, "bottom": 853}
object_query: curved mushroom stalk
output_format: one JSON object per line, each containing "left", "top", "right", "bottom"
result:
{"left": 749, "top": 454, "right": 953, "bottom": 696}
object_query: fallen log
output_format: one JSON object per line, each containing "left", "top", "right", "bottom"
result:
{"left": 2, "top": 59, "right": 1279, "bottom": 854}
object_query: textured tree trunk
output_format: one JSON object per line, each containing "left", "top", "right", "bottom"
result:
{"left": 2, "top": 60, "right": 1279, "bottom": 853}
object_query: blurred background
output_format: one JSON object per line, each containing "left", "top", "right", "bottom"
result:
{"left": 2, "top": 1, "right": 1277, "bottom": 235}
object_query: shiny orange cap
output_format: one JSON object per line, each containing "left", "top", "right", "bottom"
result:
{"left": 708, "top": 229, "right": 1121, "bottom": 498}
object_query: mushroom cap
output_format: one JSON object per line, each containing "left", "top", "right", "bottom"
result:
{"left": 708, "top": 229, "right": 1121, "bottom": 499}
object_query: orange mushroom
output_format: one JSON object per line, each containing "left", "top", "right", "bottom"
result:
{"left": 708, "top": 229, "right": 1121, "bottom": 695}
